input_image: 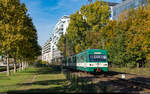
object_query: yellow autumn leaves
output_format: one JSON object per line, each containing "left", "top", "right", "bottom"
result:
{"left": 57, "top": 0, "right": 150, "bottom": 67}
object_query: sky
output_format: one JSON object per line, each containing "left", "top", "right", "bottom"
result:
{"left": 21, "top": 0, "right": 122, "bottom": 46}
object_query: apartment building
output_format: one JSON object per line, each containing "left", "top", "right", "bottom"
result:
{"left": 52, "top": 16, "right": 70, "bottom": 60}
{"left": 111, "top": 0, "right": 148, "bottom": 20}
{"left": 42, "top": 0, "right": 148, "bottom": 63}
{"left": 42, "top": 38, "right": 52, "bottom": 63}
{"left": 42, "top": 16, "right": 70, "bottom": 63}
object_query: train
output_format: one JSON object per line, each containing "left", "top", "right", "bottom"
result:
{"left": 62, "top": 49, "right": 108, "bottom": 73}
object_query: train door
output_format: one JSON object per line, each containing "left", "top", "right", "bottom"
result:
{"left": 73, "top": 56, "right": 77, "bottom": 70}
{"left": 68, "top": 57, "right": 71, "bottom": 68}
{"left": 84, "top": 53, "right": 88, "bottom": 71}
{"left": 82, "top": 54, "right": 87, "bottom": 71}
{"left": 80, "top": 55, "right": 84, "bottom": 71}
{"left": 76, "top": 55, "right": 80, "bottom": 70}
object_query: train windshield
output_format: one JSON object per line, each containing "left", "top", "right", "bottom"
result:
{"left": 89, "top": 54, "right": 107, "bottom": 62}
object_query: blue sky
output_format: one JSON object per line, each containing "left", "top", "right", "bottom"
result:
{"left": 21, "top": 0, "right": 122, "bottom": 46}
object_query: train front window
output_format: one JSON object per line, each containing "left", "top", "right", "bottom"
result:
{"left": 89, "top": 54, "right": 107, "bottom": 62}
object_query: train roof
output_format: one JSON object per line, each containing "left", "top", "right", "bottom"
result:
{"left": 66, "top": 49, "right": 107, "bottom": 58}
{"left": 76, "top": 49, "right": 107, "bottom": 56}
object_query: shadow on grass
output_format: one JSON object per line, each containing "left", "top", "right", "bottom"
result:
{"left": 0, "top": 76, "right": 11, "bottom": 80}
{"left": 6, "top": 66, "right": 150, "bottom": 93}
{"left": 9, "top": 79, "right": 69, "bottom": 94}
{"left": 36, "top": 65, "right": 61, "bottom": 75}
{"left": 7, "top": 75, "right": 144, "bottom": 93}
{"left": 23, "top": 65, "right": 62, "bottom": 75}
{"left": 17, "top": 79, "right": 67, "bottom": 86}
{"left": 7, "top": 87, "right": 69, "bottom": 94}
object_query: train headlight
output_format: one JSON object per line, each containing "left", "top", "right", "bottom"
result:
{"left": 103, "top": 56, "right": 107, "bottom": 59}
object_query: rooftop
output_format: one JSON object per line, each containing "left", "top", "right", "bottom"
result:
{"left": 106, "top": 2, "right": 119, "bottom": 6}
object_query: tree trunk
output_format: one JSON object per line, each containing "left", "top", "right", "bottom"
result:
{"left": 24, "top": 61, "right": 27, "bottom": 70}
{"left": 137, "top": 62, "right": 139, "bottom": 73}
{"left": 137, "top": 62, "right": 139, "bottom": 68}
{"left": 27, "top": 62, "right": 29, "bottom": 67}
{"left": 25, "top": 62, "right": 27, "bottom": 68}
{"left": 125, "top": 63, "right": 127, "bottom": 73}
{"left": 22, "top": 61, "right": 24, "bottom": 70}
{"left": 19, "top": 63, "right": 22, "bottom": 71}
{"left": 14, "top": 63, "right": 16, "bottom": 74}
{"left": 24, "top": 62, "right": 26, "bottom": 69}
{"left": 13, "top": 58, "right": 16, "bottom": 74}
{"left": 142, "top": 61, "right": 144, "bottom": 72}
{"left": 26, "top": 62, "right": 28, "bottom": 68}
{"left": 6, "top": 54, "right": 10, "bottom": 76}
{"left": 149, "top": 60, "right": 150, "bottom": 72}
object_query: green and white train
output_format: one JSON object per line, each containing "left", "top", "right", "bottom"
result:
{"left": 62, "top": 49, "right": 108, "bottom": 73}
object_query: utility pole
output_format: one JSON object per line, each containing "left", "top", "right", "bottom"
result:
{"left": 61, "top": 37, "right": 66, "bottom": 73}
{"left": 64, "top": 37, "right": 66, "bottom": 61}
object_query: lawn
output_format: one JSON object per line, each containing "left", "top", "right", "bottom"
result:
{"left": 0, "top": 66, "right": 68, "bottom": 93}
{"left": 0, "top": 66, "right": 127, "bottom": 93}
{"left": 1, "top": 66, "right": 148, "bottom": 93}
{"left": 110, "top": 67, "right": 150, "bottom": 76}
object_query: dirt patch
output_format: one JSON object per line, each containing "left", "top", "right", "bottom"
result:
{"left": 24, "top": 75, "right": 37, "bottom": 90}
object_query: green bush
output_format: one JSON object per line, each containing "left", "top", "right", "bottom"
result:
{"left": 34, "top": 60, "right": 49, "bottom": 67}
{"left": 127, "top": 62, "right": 136, "bottom": 68}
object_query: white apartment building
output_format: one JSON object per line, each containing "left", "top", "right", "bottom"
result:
{"left": 42, "top": 16, "right": 70, "bottom": 63}
{"left": 102, "top": 0, "right": 148, "bottom": 20}
{"left": 42, "top": 0, "right": 148, "bottom": 63}
{"left": 106, "top": 2, "right": 119, "bottom": 20}
{"left": 42, "top": 38, "right": 52, "bottom": 63}
{"left": 52, "top": 16, "right": 70, "bottom": 60}
{"left": 110, "top": 0, "right": 148, "bottom": 20}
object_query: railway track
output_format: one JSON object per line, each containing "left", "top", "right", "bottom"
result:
{"left": 93, "top": 72, "right": 150, "bottom": 93}
{"left": 64, "top": 68, "right": 150, "bottom": 93}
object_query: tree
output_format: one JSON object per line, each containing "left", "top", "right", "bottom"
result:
{"left": 103, "top": 5, "right": 150, "bottom": 68}
{"left": 0, "top": 0, "right": 25, "bottom": 76}
{"left": 0, "top": 0, "right": 40, "bottom": 75}
{"left": 57, "top": 0, "right": 110, "bottom": 56}
{"left": 80, "top": 0, "right": 110, "bottom": 32}
{"left": 125, "top": 6, "right": 150, "bottom": 67}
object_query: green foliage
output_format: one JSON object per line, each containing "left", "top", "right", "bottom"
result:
{"left": 80, "top": 0, "right": 110, "bottom": 32}
{"left": 103, "top": 5, "right": 150, "bottom": 67}
{"left": 57, "top": 0, "right": 110, "bottom": 56}
{"left": 57, "top": 0, "right": 150, "bottom": 68}
{"left": 0, "top": 0, "right": 41, "bottom": 76}
{"left": 0, "top": 0, "right": 40, "bottom": 60}
{"left": 34, "top": 60, "right": 49, "bottom": 67}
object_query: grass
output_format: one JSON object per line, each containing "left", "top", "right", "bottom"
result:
{"left": 0, "top": 67, "right": 37, "bottom": 93}
{"left": 110, "top": 67, "right": 150, "bottom": 76}
{"left": 0, "top": 66, "right": 114, "bottom": 93}
{"left": 0, "top": 66, "right": 68, "bottom": 93}
{"left": 1, "top": 66, "right": 149, "bottom": 93}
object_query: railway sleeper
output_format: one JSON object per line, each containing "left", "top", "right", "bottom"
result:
{"left": 117, "top": 78, "right": 150, "bottom": 89}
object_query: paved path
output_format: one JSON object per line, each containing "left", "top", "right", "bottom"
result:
{"left": 24, "top": 75, "right": 37, "bottom": 90}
